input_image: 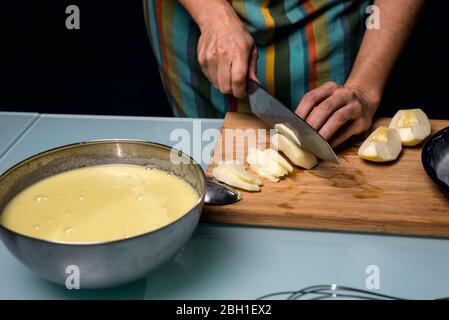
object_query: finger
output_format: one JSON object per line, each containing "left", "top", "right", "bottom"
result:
{"left": 295, "top": 82, "right": 340, "bottom": 119}
{"left": 231, "top": 51, "right": 249, "bottom": 98}
{"left": 305, "top": 91, "right": 348, "bottom": 130}
{"left": 206, "top": 53, "right": 218, "bottom": 88}
{"left": 197, "top": 45, "right": 211, "bottom": 82}
{"left": 217, "top": 57, "right": 232, "bottom": 94}
{"left": 248, "top": 47, "right": 259, "bottom": 83}
{"left": 329, "top": 120, "right": 365, "bottom": 148}
{"left": 318, "top": 104, "right": 361, "bottom": 141}
{"left": 203, "top": 42, "right": 220, "bottom": 88}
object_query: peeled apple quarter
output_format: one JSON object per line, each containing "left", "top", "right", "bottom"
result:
{"left": 271, "top": 133, "right": 317, "bottom": 169}
{"left": 358, "top": 127, "right": 402, "bottom": 162}
{"left": 389, "top": 108, "right": 431, "bottom": 146}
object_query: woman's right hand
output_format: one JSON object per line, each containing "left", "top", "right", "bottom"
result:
{"left": 196, "top": 3, "right": 258, "bottom": 98}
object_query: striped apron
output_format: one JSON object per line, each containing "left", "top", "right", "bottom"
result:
{"left": 144, "top": 0, "right": 371, "bottom": 118}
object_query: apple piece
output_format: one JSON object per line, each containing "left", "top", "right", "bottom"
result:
{"left": 389, "top": 108, "right": 431, "bottom": 146}
{"left": 264, "top": 148, "right": 293, "bottom": 173}
{"left": 222, "top": 160, "right": 262, "bottom": 186}
{"left": 247, "top": 148, "right": 290, "bottom": 182}
{"left": 247, "top": 148, "right": 289, "bottom": 178}
{"left": 274, "top": 123, "right": 301, "bottom": 146}
{"left": 249, "top": 164, "right": 280, "bottom": 183}
{"left": 247, "top": 148, "right": 288, "bottom": 177}
{"left": 212, "top": 165, "right": 261, "bottom": 192}
{"left": 358, "top": 127, "right": 402, "bottom": 162}
{"left": 271, "top": 133, "right": 318, "bottom": 169}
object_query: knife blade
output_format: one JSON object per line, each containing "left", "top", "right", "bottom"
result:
{"left": 247, "top": 79, "right": 339, "bottom": 163}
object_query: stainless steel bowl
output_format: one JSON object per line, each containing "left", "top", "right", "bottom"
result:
{"left": 0, "top": 140, "right": 205, "bottom": 289}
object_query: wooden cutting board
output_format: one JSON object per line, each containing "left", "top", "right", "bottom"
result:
{"left": 204, "top": 112, "right": 449, "bottom": 238}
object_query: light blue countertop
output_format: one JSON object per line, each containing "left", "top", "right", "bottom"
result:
{"left": 0, "top": 112, "right": 448, "bottom": 300}
{"left": 0, "top": 112, "right": 38, "bottom": 159}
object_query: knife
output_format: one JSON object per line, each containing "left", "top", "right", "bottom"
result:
{"left": 247, "top": 79, "right": 339, "bottom": 163}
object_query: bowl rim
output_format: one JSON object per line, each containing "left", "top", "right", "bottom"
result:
{"left": 422, "top": 126, "right": 449, "bottom": 195}
{"left": 0, "top": 139, "right": 206, "bottom": 246}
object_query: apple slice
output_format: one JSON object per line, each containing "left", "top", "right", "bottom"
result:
{"left": 389, "top": 108, "right": 431, "bottom": 146}
{"left": 247, "top": 148, "right": 286, "bottom": 177}
{"left": 358, "top": 127, "right": 402, "bottom": 162}
{"left": 247, "top": 148, "right": 289, "bottom": 182}
{"left": 249, "top": 164, "right": 280, "bottom": 183}
{"left": 274, "top": 123, "right": 301, "bottom": 146}
{"left": 212, "top": 165, "right": 261, "bottom": 192}
{"left": 271, "top": 133, "right": 318, "bottom": 169}
{"left": 264, "top": 148, "right": 293, "bottom": 173}
{"left": 222, "top": 160, "right": 262, "bottom": 186}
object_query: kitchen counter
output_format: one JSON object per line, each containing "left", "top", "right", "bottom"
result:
{"left": 0, "top": 112, "right": 38, "bottom": 159}
{"left": 1, "top": 111, "right": 449, "bottom": 299}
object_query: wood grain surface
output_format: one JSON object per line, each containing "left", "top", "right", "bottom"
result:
{"left": 204, "top": 112, "right": 449, "bottom": 238}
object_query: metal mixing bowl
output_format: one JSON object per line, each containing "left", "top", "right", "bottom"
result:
{"left": 0, "top": 140, "right": 205, "bottom": 288}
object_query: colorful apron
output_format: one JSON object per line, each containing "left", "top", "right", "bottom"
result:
{"left": 144, "top": 0, "right": 371, "bottom": 118}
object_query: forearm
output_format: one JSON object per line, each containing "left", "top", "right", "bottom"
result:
{"left": 346, "top": 0, "right": 425, "bottom": 106}
{"left": 177, "top": 0, "right": 242, "bottom": 32}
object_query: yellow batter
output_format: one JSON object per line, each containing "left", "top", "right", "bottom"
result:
{"left": 0, "top": 165, "right": 199, "bottom": 243}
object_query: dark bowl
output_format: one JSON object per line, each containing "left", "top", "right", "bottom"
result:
{"left": 422, "top": 126, "right": 449, "bottom": 198}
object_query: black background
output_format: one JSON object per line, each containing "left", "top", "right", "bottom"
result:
{"left": 1, "top": 0, "right": 448, "bottom": 119}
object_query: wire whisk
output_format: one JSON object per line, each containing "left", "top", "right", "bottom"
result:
{"left": 256, "top": 284, "right": 449, "bottom": 300}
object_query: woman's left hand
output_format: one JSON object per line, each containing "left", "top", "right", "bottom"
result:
{"left": 295, "top": 81, "right": 380, "bottom": 148}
